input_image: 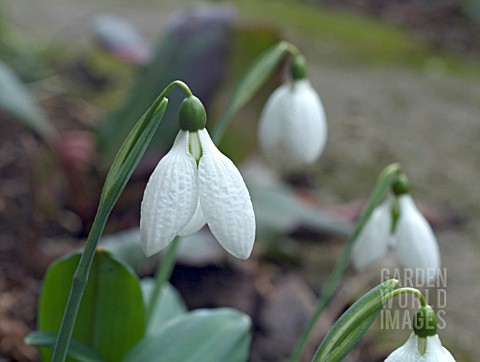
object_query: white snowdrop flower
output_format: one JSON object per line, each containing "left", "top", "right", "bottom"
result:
{"left": 351, "top": 197, "right": 394, "bottom": 270}
{"left": 258, "top": 55, "right": 327, "bottom": 164}
{"left": 394, "top": 195, "right": 440, "bottom": 274}
{"left": 351, "top": 180, "right": 440, "bottom": 281}
{"left": 387, "top": 305, "right": 456, "bottom": 361}
{"left": 140, "top": 96, "right": 255, "bottom": 259}
{"left": 385, "top": 333, "right": 456, "bottom": 362}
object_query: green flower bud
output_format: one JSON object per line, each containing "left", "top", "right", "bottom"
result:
{"left": 178, "top": 95, "right": 206, "bottom": 132}
{"left": 290, "top": 54, "right": 307, "bottom": 80}
{"left": 392, "top": 173, "right": 410, "bottom": 196}
{"left": 412, "top": 305, "right": 438, "bottom": 338}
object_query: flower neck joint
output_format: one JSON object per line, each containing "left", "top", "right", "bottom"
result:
{"left": 178, "top": 95, "right": 207, "bottom": 132}
{"left": 290, "top": 54, "right": 307, "bottom": 80}
{"left": 412, "top": 305, "right": 438, "bottom": 338}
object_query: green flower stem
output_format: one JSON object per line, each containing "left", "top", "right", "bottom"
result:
{"left": 284, "top": 42, "right": 301, "bottom": 58}
{"left": 51, "top": 208, "right": 109, "bottom": 362}
{"left": 208, "top": 40, "right": 305, "bottom": 143}
{"left": 147, "top": 237, "right": 180, "bottom": 321}
{"left": 288, "top": 163, "right": 403, "bottom": 362}
{"left": 384, "top": 287, "right": 427, "bottom": 307}
{"left": 159, "top": 80, "right": 192, "bottom": 99}
{"left": 52, "top": 80, "right": 192, "bottom": 362}
{"left": 311, "top": 279, "right": 398, "bottom": 362}
{"left": 210, "top": 41, "right": 292, "bottom": 143}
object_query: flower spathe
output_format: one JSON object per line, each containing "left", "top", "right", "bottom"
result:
{"left": 140, "top": 128, "right": 256, "bottom": 259}
{"left": 258, "top": 79, "right": 327, "bottom": 164}
{"left": 352, "top": 194, "right": 440, "bottom": 281}
{"left": 385, "top": 333, "right": 456, "bottom": 361}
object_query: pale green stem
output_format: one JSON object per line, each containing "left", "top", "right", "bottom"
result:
{"left": 52, "top": 81, "right": 192, "bottom": 362}
{"left": 159, "top": 80, "right": 192, "bottom": 99}
{"left": 383, "top": 287, "right": 427, "bottom": 307}
{"left": 51, "top": 208, "right": 108, "bottom": 362}
{"left": 147, "top": 237, "right": 180, "bottom": 321}
{"left": 210, "top": 41, "right": 293, "bottom": 143}
{"left": 288, "top": 163, "right": 403, "bottom": 362}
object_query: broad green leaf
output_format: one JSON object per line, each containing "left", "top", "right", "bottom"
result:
{"left": 123, "top": 308, "right": 251, "bottom": 362}
{"left": 37, "top": 249, "right": 146, "bottom": 362}
{"left": 25, "top": 331, "right": 105, "bottom": 362}
{"left": 211, "top": 41, "right": 289, "bottom": 142}
{"left": 140, "top": 279, "right": 187, "bottom": 335}
{"left": 244, "top": 173, "right": 352, "bottom": 239}
{"left": 100, "top": 228, "right": 158, "bottom": 274}
{"left": 101, "top": 228, "right": 225, "bottom": 272}
{"left": 312, "top": 279, "right": 399, "bottom": 362}
{"left": 0, "top": 60, "right": 56, "bottom": 142}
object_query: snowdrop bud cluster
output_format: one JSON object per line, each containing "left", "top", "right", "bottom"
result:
{"left": 140, "top": 96, "right": 256, "bottom": 259}
{"left": 352, "top": 175, "right": 440, "bottom": 282}
{"left": 258, "top": 55, "right": 327, "bottom": 164}
{"left": 385, "top": 305, "right": 455, "bottom": 361}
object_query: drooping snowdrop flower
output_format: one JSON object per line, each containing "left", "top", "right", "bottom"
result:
{"left": 140, "top": 96, "right": 255, "bottom": 259}
{"left": 385, "top": 333, "right": 456, "bottom": 362}
{"left": 258, "top": 55, "right": 327, "bottom": 164}
{"left": 351, "top": 196, "right": 394, "bottom": 270}
{"left": 352, "top": 176, "right": 440, "bottom": 281}
{"left": 393, "top": 194, "right": 440, "bottom": 273}
{"left": 385, "top": 305, "right": 456, "bottom": 361}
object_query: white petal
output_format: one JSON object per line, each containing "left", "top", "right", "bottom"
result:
{"left": 258, "top": 83, "right": 288, "bottom": 151}
{"left": 424, "top": 335, "right": 456, "bottom": 361}
{"left": 351, "top": 198, "right": 393, "bottom": 270}
{"left": 197, "top": 129, "right": 256, "bottom": 259}
{"left": 394, "top": 195, "right": 440, "bottom": 282}
{"left": 178, "top": 200, "right": 206, "bottom": 236}
{"left": 385, "top": 333, "right": 421, "bottom": 362}
{"left": 283, "top": 79, "right": 327, "bottom": 164}
{"left": 140, "top": 131, "right": 198, "bottom": 257}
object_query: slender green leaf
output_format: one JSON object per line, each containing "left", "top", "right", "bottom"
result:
{"left": 211, "top": 41, "right": 289, "bottom": 141}
{"left": 0, "top": 60, "right": 56, "bottom": 142}
{"left": 102, "top": 96, "right": 168, "bottom": 208}
{"left": 123, "top": 309, "right": 251, "bottom": 362}
{"left": 52, "top": 85, "right": 171, "bottom": 362}
{"left": 288, "top": 163, "right": 403, "bottom": 362}
{"left": 312, "top": 279, "right": 399, "bottom": 362}
{"left": 25, "top": 331, "right": 105, "bottom": 362}
{"left": 38, "top": 249, "right": 146, "bottom": 362}
{"left": 140, "top": 279, "right": 187, "bottom": 335}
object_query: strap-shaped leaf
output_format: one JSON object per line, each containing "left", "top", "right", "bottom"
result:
{"left": 37, "top": 249, "right": 146, "bottom": 362}
{"left": 0, "top": 60, "right": 57, "bottom": 143}
{"left": 123, "top": 308, "right": 251, "bottom": 362}
{"left": 140, "top": 279, "right": 187, "bottom": 335}
{"left": 101, "top": 96, "right": 168, "bottom": 214}
{"left": 25, "top": 331, "right": 105, "bottom": 362}
{"left": 211, "top": 41, "right": 289, "bottom": 142}
{"left": 312, "top": 279, "right": 399, "bottom": 362}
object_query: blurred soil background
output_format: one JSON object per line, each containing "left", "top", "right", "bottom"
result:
{"left": 1, "top": 0, "right": 480, "bottom": 361}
